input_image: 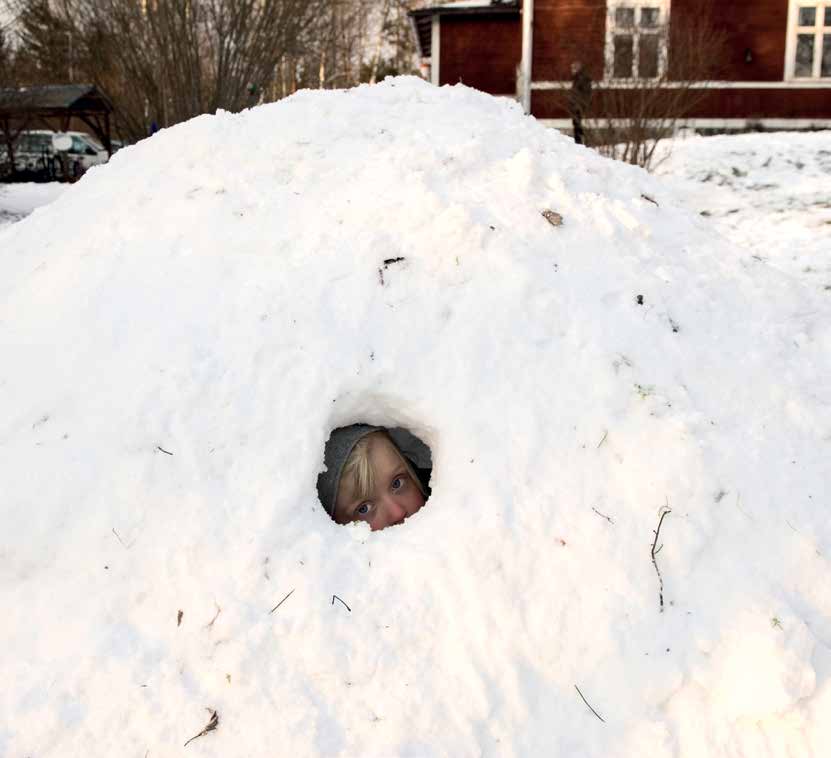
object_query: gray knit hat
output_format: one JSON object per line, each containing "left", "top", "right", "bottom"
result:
{"left": 317, "top": 424, "right": 432, "bottom": 517}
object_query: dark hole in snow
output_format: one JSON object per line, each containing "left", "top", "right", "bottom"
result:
{"left": 318, "top": 424, "right": 432, "bottom": 532}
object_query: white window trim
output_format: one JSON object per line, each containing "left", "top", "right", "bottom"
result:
{"left": 604, "top": 1, "right": 672, "bottom": 82}
{"left": 784, "top": 1, "right": 831, "bottom": 80}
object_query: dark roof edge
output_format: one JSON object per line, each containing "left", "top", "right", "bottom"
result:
{"left": 410, "top": 4, "right": 520, "bottom": 21}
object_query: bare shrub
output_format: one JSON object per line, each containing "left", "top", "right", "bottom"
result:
{"left": 592, "top": 1, "right": 727, "bottom": 168}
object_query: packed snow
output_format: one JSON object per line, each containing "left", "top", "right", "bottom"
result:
{"left": 1, "top": 78, "right": 829, "bottom": 757}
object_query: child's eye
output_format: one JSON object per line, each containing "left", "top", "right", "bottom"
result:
{"left": 391, "top": 475, "right": 406, "bottom": 491}
{"left": 355, "top": 502, "right": 372, "bottom": 518}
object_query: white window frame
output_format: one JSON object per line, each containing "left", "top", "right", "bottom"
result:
{"left": 784, "top": 2, "right": 831, "bottom": 80}
{"left": 604, "top": 1, "right": 671, "bottom": 82}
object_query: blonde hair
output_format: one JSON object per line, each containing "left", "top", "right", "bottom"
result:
{"left": 339, "top": 431, "right": 426, "bottom": 504}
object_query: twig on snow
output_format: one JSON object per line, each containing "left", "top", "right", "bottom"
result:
{"left": 112, "top": 528, "right": 127, "bottom": 548}
{"left": 204, "top": 602, "right": 222, "bottom": 629}
{"left": 332, "top": 595, "right": 351, "bottom": 612}
{"left": 651, "top": 502, "right": 672, "bottom": 612}
{"left": 592, "top": 507, "right": 614, "bottom": 525}
{"left": 574, "top": 684, "right": 605, "bottom": 723}
{"left": 156, "top": 445, "right": 174, "bottom": 456}
{"left": 184, "top": 709, "right": 219, "bottom": 747}
{"left": 596, "top": 430, "right": 608, "bottom": 449}
{"left": 269, "top": 588, "right": 295, "bottom": 614}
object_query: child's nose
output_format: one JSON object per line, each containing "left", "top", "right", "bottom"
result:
{"left": 381, "top": 496, "right": 407, "bottom": 526}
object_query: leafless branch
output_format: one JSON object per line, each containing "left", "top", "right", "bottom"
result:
{"left": 651, "top": 502, "right": 672, "bottom": 612}
{"left": 269, "top": 588, "right": 295, "bottom": 614}
{"left": 574, "top": 684, "right": 605, "bottom": 723}
{"left": 184, "top": 709, "right": 218, "bottom": 748}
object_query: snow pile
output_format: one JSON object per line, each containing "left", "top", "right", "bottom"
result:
{"left": 1, "top": 78, "right": 829, "bottom": 757}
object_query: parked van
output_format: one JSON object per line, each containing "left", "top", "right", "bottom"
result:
{"left": 5, "top": 130, "right": 109, "bottom": 180}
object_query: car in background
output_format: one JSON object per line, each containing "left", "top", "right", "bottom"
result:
{"left": 2, "top": 130, "right": 110, "bottom": 181}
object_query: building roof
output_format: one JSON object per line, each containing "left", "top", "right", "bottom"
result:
{"left": 0, "top": 84, "right": 113, "bottom": 116}
{"left": 410, "top": 1, "right": 520, "bottom": 58}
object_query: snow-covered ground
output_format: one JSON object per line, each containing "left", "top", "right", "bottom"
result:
{"left": 654, "top": 131, "right": 831, "bottom": 288}
{"left": 1, "top": 81, "right": 829, "bottom": 757}
{"left": 0, "top": 182, "right": 66, "bottom": 229}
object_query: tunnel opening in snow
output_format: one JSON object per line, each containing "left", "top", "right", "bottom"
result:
{"left": 317, "top": 424, "right": 432, "bottom": 531}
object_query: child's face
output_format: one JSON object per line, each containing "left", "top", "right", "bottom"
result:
{"left": 334, "top": 435, "right": 426, "bottom": 531}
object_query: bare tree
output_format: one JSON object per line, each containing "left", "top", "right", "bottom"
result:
{"left": 0, "top": 5, "right": 33, "bottom": 177}
{"left": 299, "top": 0, "right": 416, "bottom": 91}
{"left": 4, "top": 0, "right": 419, "bottom": 143}
{"left": 9, "top": 0, "right": 328, "bottom": 140}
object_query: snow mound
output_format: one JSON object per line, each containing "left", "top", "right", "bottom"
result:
{"left": 1, "top": 78, "right": 829, "bottom": 757}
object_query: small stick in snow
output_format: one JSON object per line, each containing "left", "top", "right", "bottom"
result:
{"left": 156, "top": 445, "right": 174, "bottom": 456}
{"left": 204, "top": 602, "right": 222, "bottom": 629}
{"left": 596, "top": 430, "right": 608, "bottom": 449}
{"left": 183, "top": 709, "right": 219, "bottom": 747}
{"left": 177, "top": 610, "right": 183, "bottom": 627}
{"left": 383, "top": 256, "right": 405, "bottom": 267}
{"left": 574, "top": 684, "right": 605, "bottom": 723}
{"left": 332, "top": 595, "right": 351, "bottom": 612}
{"left": 651, "top": 503, "right": 672, "bottom": 612}
{"left": 592, "top": 507, "right": 614, "bottom": 524}
{"left": 734, "top": 492, "right": 752, "bottom": 520}
{"left": 269, "top": 588, "right": 295, "bottom": 614}
{"left": 111, "top": 527, "right": 131, "bottom": 549}
{"left": 641, "top": 193, "right": 659, "bottom": 206}
{"left": 378, "top": 268, "right": 385, "bottom": 286}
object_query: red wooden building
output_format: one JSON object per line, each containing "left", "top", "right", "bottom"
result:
{"left": 410, "top": 0, "right": 831, "bottom": 131}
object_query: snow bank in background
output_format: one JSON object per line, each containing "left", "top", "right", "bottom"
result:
{"left": 655, "top": 131, "right": 831, "bottom": 286}
{"left": 1, "top": 79, "right": 829, "bottom": 757}
{"left": 0, "top": 182, "right": 66, "bottom": 229}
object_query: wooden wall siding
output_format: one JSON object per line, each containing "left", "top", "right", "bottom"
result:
{"left": 686, "top": 87, "right": 831, "bottom": 118}
{"left": 672, "top": 0, "right": 789, "bottom": 81}
{"left": 439, "top": 15, "right": 522, "bottom": 94}
{"left": 532, "top": 87, "right": 831, "bottom": 119}
{"left": 437, "top": 1, "right": 795, "bottom": 86}
{"left": 533, "top": 0, "right": 607, "bottom": 82}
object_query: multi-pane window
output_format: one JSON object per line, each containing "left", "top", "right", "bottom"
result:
{"left": 607, "top": 4, "right": 668, "bottom": 80}
{"left": 788, "top": 3, "right": 831, "bottom": 78}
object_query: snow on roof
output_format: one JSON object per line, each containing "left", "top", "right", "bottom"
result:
{"left": 1, "top": 77, "right": 829, "bottom": 756}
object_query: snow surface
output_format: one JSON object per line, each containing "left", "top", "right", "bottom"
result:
{"left": 0, "top": 182, "right": 66, "bottom": 229}
{"left": 1, "top": 78, "right": 829, "bottom": 757}
{"left": 654, "top": 131, "right": 831, "bottom": 287}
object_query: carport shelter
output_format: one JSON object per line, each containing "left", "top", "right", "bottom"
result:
{"left": 0, "top": 84, "right": 114, "bottom": 160}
